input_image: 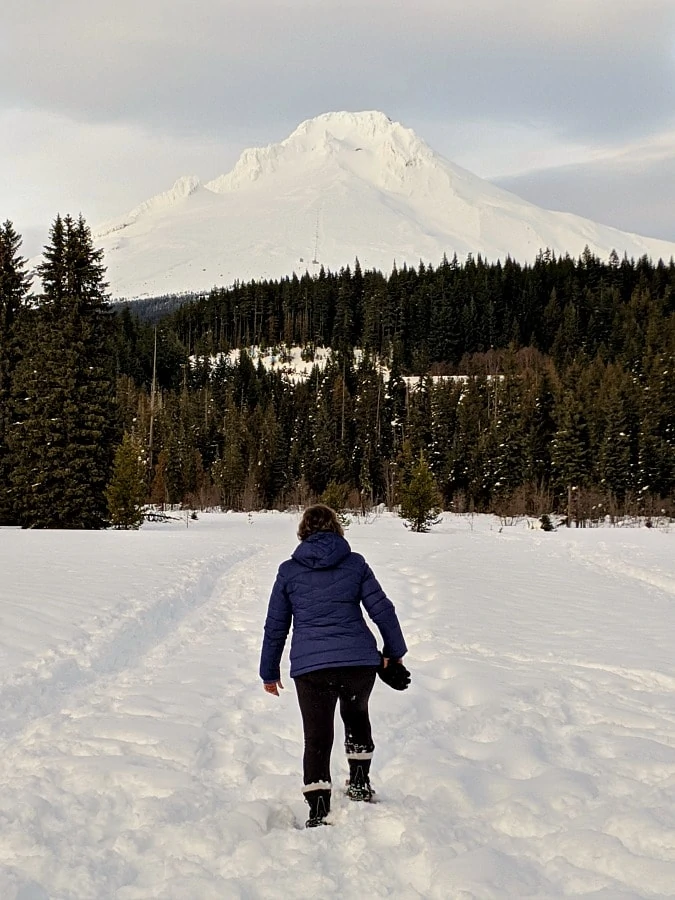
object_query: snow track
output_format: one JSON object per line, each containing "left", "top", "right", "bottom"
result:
{"left": 0, "top": 547, "right": 255, "bottom": 744}
{"left": 0, "top": 535, "right": 284, "bottom": 900}
{"left": 2, "top": 514, "right": 675, "bottom": 898}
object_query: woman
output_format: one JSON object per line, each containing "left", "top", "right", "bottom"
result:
{"left": 260, "top": 504, "right": 408, "bottom": 828}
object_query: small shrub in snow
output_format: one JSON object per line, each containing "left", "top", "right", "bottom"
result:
{"left": 320, "top": 481, "right": 351, "bottom": 529}
{"left": 399, "top": 452, "right": 442, "bottom": 533}
{"left": 106, "top": 433, "right": 147, "bottom": 530}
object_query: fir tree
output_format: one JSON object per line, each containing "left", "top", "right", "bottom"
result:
{"left": 488, "top": 378, "right": 527, "bottom": 502}
{"left": 550, "top": 390, "right": 591, "bottom": 519}
{"left": 399, "top": 451, "right": 442, "bottom": 532}
{"left": 528, "top": 371, "right": 557, "bottom": 488}
{"left": 320, "top": 481, "right": 351, "bottom": 527}
{"left": 255, "top": 403, "right": 286, "bottom": 507}
{"left": 0, "top": 221, "right": 31, "bottom": 523}
{"left": 150, "top": 449, "right": 169, "bottom": 508}
{"left": 106, "top": 432, "right": 147, "bottom": 529}
{"left": 9, "top": 215, "right": 116, "bottom": 528}
{"left": 212, "top": 400, "right": 246, "bottom": 509}
{"left": 597, "top": 372, "right": 634, "bottom": 502}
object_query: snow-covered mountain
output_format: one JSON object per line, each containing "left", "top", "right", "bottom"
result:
{"left": 94, "top": 111, "right": 675, "bottom": 299}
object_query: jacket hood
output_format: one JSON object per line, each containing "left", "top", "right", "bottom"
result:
{"left": 292, "top": 531, "right": 351, "bottom": 570}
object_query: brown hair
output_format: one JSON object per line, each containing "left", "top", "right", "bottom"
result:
{"left": 298, "top": 504, "right": 344, "bottom": 541}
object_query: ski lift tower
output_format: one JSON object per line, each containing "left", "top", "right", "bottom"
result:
{"left": 311, "top": 209, "right": 320, "bottom": 266}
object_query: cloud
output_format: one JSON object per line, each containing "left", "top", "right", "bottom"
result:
{"left": 0, "top": 108, "right": 239, "bottom": 254}
{"left": 4, "top": 1, "right": 675, "bottom": 245}
{"left": 414, "top": 119, "right": 603, "bottom": 179}
{"left": 495, "top": 136, "right": 675, "bottom": 242}
{"left": 3, "top": 0, "right": 674, "bottom": 144}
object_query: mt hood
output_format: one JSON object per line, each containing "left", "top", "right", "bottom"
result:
{"left": 94, "top": 111, "right": 675, "bottom": 299}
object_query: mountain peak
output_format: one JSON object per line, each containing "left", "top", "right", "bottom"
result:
{"left": 92, "top": 111, "right": 675, "bottom": 299}
{"left": 206, "top": 110, "right": 436, "bottom": 194}
{"left": 286, "top": 109, "right": 434, "bottom": 163}
{"left": 288, "top": 110, "right": 397, "bottom": 142}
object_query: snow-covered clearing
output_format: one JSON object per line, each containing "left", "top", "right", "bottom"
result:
{"left": 1, "top": 513, "right": 675, "bottom": 899}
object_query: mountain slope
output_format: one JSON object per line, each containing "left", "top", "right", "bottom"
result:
{"left": 94, "top": 111, "right": 675, "bottom": 299}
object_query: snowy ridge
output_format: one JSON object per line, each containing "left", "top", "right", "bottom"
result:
{"left": 97, "top": 175, "right": 203, "bottom": 237}
{"left": 206, "top": 111, "right": 439, "bottom": 194}
{"left": 87, "top": 110, "right": 675, "bottom": 299}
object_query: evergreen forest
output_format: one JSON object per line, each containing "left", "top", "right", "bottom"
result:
{"left": 1, "top": 216, "right": 674, "bottom": 528}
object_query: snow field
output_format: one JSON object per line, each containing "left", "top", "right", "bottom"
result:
{"left": 1, "top": 514, "right": 675, "bottom": 898}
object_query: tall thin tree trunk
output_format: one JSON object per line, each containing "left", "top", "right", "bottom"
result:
{"left": 148, "top": 326, "right": 157, "bottom": 473}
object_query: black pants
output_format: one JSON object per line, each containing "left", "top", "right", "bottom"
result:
{"left": 294, "top": 665, "right": 377, "bottom": 790}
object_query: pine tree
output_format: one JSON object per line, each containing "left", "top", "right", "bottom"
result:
{"left": 550, "top": 390, "right": 591, "bottom": 519}
{"left": 528, "top": 371, "right": 557, "bottom": 488}
{"left": 352, "top": 356, "right": 386, "bottom": 503}
{"left": 399, "top": 451, "right": 442, "bottom": 532}
{"left": 490, "top": 378, "right": 527, "bottom": 501}
{"left": 150, "top": 449, "right": 169, "bottom": 508}
{"left": 254, "top": 402, "right": 286, "bottom": 507}
{"left": 446, "top": 376, "right": 490, "bottom": 508}
{"left": 332, "top": 268, "right": 355, "bottom": 352}
{"left": 212, "top": 399, "right": 246, "bottom": 509}
{"left": 162, "top": 430, "right": 185, "bottom": 506}
{"left": 0, "top": 221, "right": 31, "bottom": 523}
{"left": 9, "top": 215, "right": 116, "bottom": 528}
{"left": 637, "top": 350, "right": 675, "bottom": 500}
{"left": 106, "top": 432, "right": 147, "bottom": 529}
{"left": 320, "top": 481, "right": 351, "bottom": 527}
{"left": 597, "top": 371, "right": 634, "bottom": 502}
{"left": 305, "top": 392, "right": 340, "bottom": 495}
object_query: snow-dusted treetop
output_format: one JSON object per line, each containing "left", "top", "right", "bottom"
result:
{"left": 91, "top": 110, "right": 675, "bottom": 299}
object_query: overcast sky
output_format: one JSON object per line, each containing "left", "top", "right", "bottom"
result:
{"left": 3, "top": 0, "right": 675, "bottom": 256}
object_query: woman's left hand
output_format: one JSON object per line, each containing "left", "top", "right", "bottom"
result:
{"left": 263, "top": 680, "right": 284, "bottom": 696}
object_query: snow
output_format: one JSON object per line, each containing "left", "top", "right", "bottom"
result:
{"left": 84, "top": 111, "right": 675, "bottom": 300}
{"left": 1, "top": 512, "right": 675, "bottom": 898}
{"left": 213, "top": 345, "right": 336, "bottom": 385}
{"left": 196, "top": 344, "right": 502, "bottom": 388}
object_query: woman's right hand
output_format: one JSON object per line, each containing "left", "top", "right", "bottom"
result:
{"left": 263, "top": 680, "right": 284, "bottom": 696}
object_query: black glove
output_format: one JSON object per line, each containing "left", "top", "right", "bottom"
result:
{"left": 377, "top": 654, "right": 411, "bottom": 691}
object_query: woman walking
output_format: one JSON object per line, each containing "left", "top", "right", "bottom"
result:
{"left": 260, "top": 504, "right": 408, "bottom": 827}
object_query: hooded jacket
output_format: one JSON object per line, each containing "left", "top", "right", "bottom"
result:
{"left": 259, "top": 531, "right": 407, "bottom": 682}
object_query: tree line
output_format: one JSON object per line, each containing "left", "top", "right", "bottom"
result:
{"left": 1, "top": 216, "right": 674, "bottom": 528}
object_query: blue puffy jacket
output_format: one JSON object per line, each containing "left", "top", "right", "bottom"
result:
{"left": 259, "top": 531, "right": 407, "bottom": 682}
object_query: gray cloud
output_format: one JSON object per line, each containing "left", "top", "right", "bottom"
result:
{"left": 3, "top": 0, "right": 675, "bottom": 145}
{"left": 4, "top": 0, "right": 675, "bottom": 245}
{"left": 495, "top": 153, "right": 675, "bottom": 243}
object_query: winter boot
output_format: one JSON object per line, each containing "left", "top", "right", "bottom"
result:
{"left": 346, "top": 759, "right": 374, "bottom": 802}
{"left": 304, "top": 788, "right": 331, "bottom": 827}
